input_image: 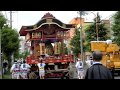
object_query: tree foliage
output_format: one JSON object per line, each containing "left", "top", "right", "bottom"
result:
{"left": 0, "top": 13, "right": 6, "bottom": 29}
{"left": 70, "top": 29, "right": 81, "bottom": 58}
{"left": 19, "top": 50, "right": 30, "bottom": 60}
{"left": 1, "top": 26, "right": 20, "bottom": 67}
{"left": 111, "top": 11, "right": 120, "bottom": 46}
{"left": 1, "top": 26, "right": 19, "bottom": 54}
{"left": 85, "top": 13, "right": 110, "bottom": 51}
{"left": 0, "top": 13, "right": 20, "bottom": 68}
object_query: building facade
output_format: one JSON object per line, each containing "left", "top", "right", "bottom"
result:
{"left": 68, "top": 17, "right": 111, "bottom": 54}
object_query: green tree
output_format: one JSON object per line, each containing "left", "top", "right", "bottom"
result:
{"left": 68, "top": 11, "right": 88, "bottom": 58}
{"left": 0, "top": 12, "right": 7, "bottom": 29}
{"left": 70, "top": 28, "right": 81, "bottom": 58}
{"left": 1, "top": 26, "right": 20, "bottom": 68}
{"left": 111, "top": 11, "right": 120, "bottom": 46}
{"left": 14, "top": 49, "right": 19, "bottom": 59}
{"left": 85, "top": 13, "right": 109, "bottom": 51}
{"left": 0, "top": 13, "right": 7, "bottom": 71}
{"left": 19, "top": 50, "right": 30, "bottom": 60}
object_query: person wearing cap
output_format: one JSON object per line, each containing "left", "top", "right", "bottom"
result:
{"left": 85, "top": 50, "right": 113, "bottom": 79}
{"left": 75, "top": 58, "right": 84, "bottom": 79}
{"left": 37, "top": 58, "right": 46, "bottom": 79}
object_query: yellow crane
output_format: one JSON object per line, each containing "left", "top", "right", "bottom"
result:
{"left": 91, "top": 40, "right": 120, "bottom": 75}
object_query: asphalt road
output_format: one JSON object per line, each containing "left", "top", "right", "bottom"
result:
{"left": 69, "top": 62, "right": 88, "bottom": 79}
{"left": 114, "top": 76, "right": 120, "bottom": 79}
{"left": 114, "top": 73, "right": 120, "bottom": 79}
{"left": 70, "top": 63, "right": 120, "bottom": 79}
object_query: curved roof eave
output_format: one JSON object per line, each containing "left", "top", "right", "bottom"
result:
{"left": 19, "top": 17, "right": 75, "bottom": 36}
{"left": 25, "top": 18, "right": 74, "bottom": 30}
{"left": 25, "top": 23, "right": 74, "bottom": 31}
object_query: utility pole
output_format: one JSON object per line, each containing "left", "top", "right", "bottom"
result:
{"left": 79, "top": 11, "right": 84, "bottom": 65}
{"left": 10, "top": 11, "right": 12, "bottom": 28}
{"left": 89, "top": 12, "right": 99, "bottom": 41}
{"left": 9, "top": 11, "right": 14, "bottom": 65}
{"left": 0, "top": 25, "right": 2, "bottom": 79}
{"left": 96, "top": 12, "right": 98, "bottom": 41}
{"left": 0, "top": 12, "right": 2, "bottom": 79}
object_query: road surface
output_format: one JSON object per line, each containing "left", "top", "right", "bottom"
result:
{"left": 70, "top": 63, "right": 120, "bottom": 79}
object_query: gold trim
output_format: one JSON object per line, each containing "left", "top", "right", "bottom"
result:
{"left": 48, "top": 63, "right": 54, "bottom": 65}
{"left": 46, "top": 19, "right": 52, "bottom": 23}
{"left": 25, "top": 23, "right": 73, "bottom": 31}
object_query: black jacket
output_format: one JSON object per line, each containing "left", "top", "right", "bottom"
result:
{"left": 85, "top": 64, "right": 113, "bottom": 79}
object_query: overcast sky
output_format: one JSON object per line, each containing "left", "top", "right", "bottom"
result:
{"left": 2, "top": 11, "right": 116, "bottom": 32}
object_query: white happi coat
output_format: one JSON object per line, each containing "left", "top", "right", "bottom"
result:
{"left": 10, "top": 63, "right": 21, "bottom": 79}
{"left": 75, "top": 61, "right": 84, "bottom": 79}
{"left": 20, "top": 63, "right": 31, "bottom": 79}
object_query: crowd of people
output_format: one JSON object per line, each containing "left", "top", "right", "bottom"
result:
{"left": 75, "top": 50, "right": 113, "bottom": 79}
{"left": 10, "top": 60, "right": 31, "bottom": 79}
{"left": 10, "top": 57, "right": 46, "bottom": 79}
{"left": 10, "top": 50, "right": 113, "bottom": 79}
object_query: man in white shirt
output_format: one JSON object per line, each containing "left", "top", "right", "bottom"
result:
{"left": 37, "top": 59, "right": 46, "bottom": 79}
{"left": 75, "top": 58, "right": 84, "bottom": 79}
{"left": 20, "top": 60, "right": 31, "bottom": 79}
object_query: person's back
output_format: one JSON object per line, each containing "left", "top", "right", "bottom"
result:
{"left": 75, "top": 58, "right": 84, "bottom": 79}
{"left": 37, "top": 59, "right": 46, "bottom": 79}
{"left": 10, "top": 62, "right": 19, "bottom": 73}
{"left": 85, "top": 50, "right": 113, "bottom": 79}
{"left": 20, "top": 61, "right": 31, "bottom": 79}
{"left": 75, "top": 60, "right": 83, "bottom": 71}
{"left": 10, "top": 61, "right": 20, "bottom": 79}
{"left": 21, "top": 63, "right": 31, "bottom": 71}
{"left": 37, "top": 63, "right": 45, "bottom": 72}
{"left": 85, "top": 63, "right": 112, "bottom": 79}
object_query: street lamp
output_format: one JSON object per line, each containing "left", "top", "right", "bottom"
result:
{"left": 89, "top": 12, "right": 98, "bottom": 41}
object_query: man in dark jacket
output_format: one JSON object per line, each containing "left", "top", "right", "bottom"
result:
{"left": 85, "top": 50, "right": 113, "bottom": 79}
